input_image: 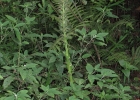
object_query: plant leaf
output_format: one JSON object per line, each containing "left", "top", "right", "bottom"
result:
{"left": 5, "top": 15, "right": 17, "bottom": 23}
{"left": 3, "top": 76, "right": 15, "bottom": 89}
{"left": 86, "top": 63, "right": 94, "bottom": 74}
{"left": 14, "top": 27, "right": 21, "bottom": 43}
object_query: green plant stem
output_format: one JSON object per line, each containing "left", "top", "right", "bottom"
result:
{"left": 64, "top": 34, "right": 73, "bottom": 84}
{"left": 61, "top": 0, "right": 73, "bottom": 84}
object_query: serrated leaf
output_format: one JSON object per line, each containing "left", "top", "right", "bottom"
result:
{"left": 15, "top": 23, "right": 26, "bottom": 27}
{"left": 25, "top": 16, "right": 35, "bottom": 24}
{"left": 49, "top": 88, "right": 61, "bottom": 95}
{"left": 49, "top": 56, "right": 56, "bottom": 63}
{"left": 14, "top": 28, "right": 21, "bottom": 43}
{"left": 82, "top": 53, "right": 91, "bottom": 59}
{"left": 97, "top": 81, "right": 103, "bottom": 89}
{"left": 85, "top": 84, "right": 92, "bottom": 89}
{"left": 41, "top": 85, "right": 61, "bottom": 98}
{"left": 74, "top": 78, "right": 85, "bottom": 85}
{"left": 94, "top": 42, "right": 107, "bottom": 46}
{"left": 25, "top": 63, "right": 37, "bottom": 69}
{"left": 101, "top": 69, "right": 118, "bottom": 77}
{"left": 94, "top": 64, "right": 100, "bottom": 71}
{"left": 41, "top": 85, "right": 49, "bottom": 92}
{"left": 119, "top": 59, "right": 126, "bottom": 67}
{"left": 3, "top": 76, "right": 14, "bottom": 89}
{"left": 69, "top": 96, "right": 80, "bottom": 100}
{"left": 2, "top": 21, "right": 9, "bottom": 26}
{"left": 86, "top": 63, "right": 94, "bottom": 74}
{"left": 96, "top": 37, "right": 104, "bottom": 42}
{"left": 88, "top": 30, "right": 97, "bottom": 37}
{"left": 75, "top": 28, "right": 86, "bottom": 36}
{"left": 96, "top": 33, "right": 108, "bottom": 38}
{"left": 0, "top": 96, "right": 15, "bottom": 100}
{"left": 123, "top": 86, "right": 131, "bottom": 91}
{"left": 5, "top": 15, "right": 17, "bottom": 23}
{"left": 22, "top": 41, "right": 29, "bottom": 45}
{"left": 0, "top": 75, "right": 3, "bottom": 80}
{"left": 122, "top": 69, "right": 130, "bottom": 78}
{"left": 17, "top": 90, "right": 30, "bottom": 99}
{"left": 19, "top": 68, "right": 27, "bottom": 80}
{"left": 88, "top": 75, "right": 98, "bottom": 84}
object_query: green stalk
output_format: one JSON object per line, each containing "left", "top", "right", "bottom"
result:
{"left": 64, "top": 33, "right": 73, "bottom": 84}
{"left": 60, "top": 0, "right": 73, "bottom": 84}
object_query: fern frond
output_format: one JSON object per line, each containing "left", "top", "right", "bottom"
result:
{"left": 48, "top": 0, "right": 88, "bottom": 51}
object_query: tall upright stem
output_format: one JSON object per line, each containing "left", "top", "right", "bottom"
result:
{"left": 60, "top": 0, "right": 73, "bottom": 84}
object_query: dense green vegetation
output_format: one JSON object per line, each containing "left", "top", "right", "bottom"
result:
{"left": 0, "top": 0, "right": 140, "bottom": 100}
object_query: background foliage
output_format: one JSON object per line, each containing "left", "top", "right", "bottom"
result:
{"left": 0, "top": 0, "right": 140, "bottom": 100}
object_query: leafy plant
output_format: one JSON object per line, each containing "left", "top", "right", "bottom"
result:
{"left": 0, "top": 0, "right": 139, "bottom": 99}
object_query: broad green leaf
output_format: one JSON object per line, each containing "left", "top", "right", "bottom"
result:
{"left": 101, "top": 91, "right": 105, "bottom": 96}
{"left": 85, "top": 84, "right": 92, "bottom": 89}
{"left": 74, "top": 78, "right": 85, "bottom": 85}
{"left": 94, "top": 64, "right": 100, "bottom": 71}
{"left": 0, "top": 96, "right": 15, "bottom": 100}
{"left": 22, "top": 41, "right": 29, "bottom": 45}
{"left": 14, "top": 28, "right": 21, "bottom": 43}
{"left": 119, "top": 60, "right": 138, "bottom": 70}
{"left": 49, "top": 56, "right": 56, "bottom": 63}
{"left": 2, "top": 66, "right": 17, "bottom": 70}
{"left": 1, "top": 21, "right": 9, "bottom": 26}
{"left": 122, "top": 69, "right": 130, "bottom": 78}
{"left": 128, "top": 65, "right": 138, "bottom": 70}
{"left": 48, "top": 4, "right": 53, "bottom": 14}
{"left": 75, "top": 28, "right": 86, "bottom": 36}
{"left": 75, "top": 90, "right": 90, "bottom": 99}
{"left": 25, "top": 16, "right": 35, "bottom": 24}
{"left": 97, "top": 81, "right": 103, "bottom": 89}
{"left": 96, "top": 37, "right": 104, "bottom": 42}
{"left": 107, "top": 85, "right": 118, "bottom": 90}
{"left": 5, "top": 15, "right": 17, "bottom": 23}
{"left": 88, "top": 75, "right": 98, "bottom": 84}
{"left": 75, "top": 91, "right": 84, "bottom": 99}
{"left": 25, "top": 63, "right": 37, "bottom": 69}
{"left": 55, "top": 61, "right": 64, "bottom": 75}
{"left": 94, "top": 42, "right": 107, "bottom": 46}
{"left": 15, "top": 23, "right": 26, "bottom": 27}
{"left": 69, "top": 96, "right": 80, "bottom": 100}
{"left": 86, "top": 63, "right": 94, "bottom": 74}
{"left": 101, "top": 69, "right": 118, "bottom": 77}
{"left": 41, "top": 85, "right": 49, "bottom": 92}
{"left": 17, "top": 90, "right": 30, "bottom": 99}
{"left": 96, "top": 33, "right": 108, "bottom": 38}
{"left": 88, "top": 30, "right": 97, "bottom": 37}
{"left": 0, "top": 75, "right": 3, "bottom": 80}
{"left": 123, "top": 86, "right": 131, "bottom": 91}
{"left": 48, "top": 88, "right": 61, "bottom": 95}
{"left": 19, "top": 68, "right": 27, "bottom": 80}
{"left": 28, "top": 71, "right": 38, "bottom": 84}
{"left": 41, "top": 85, "right": 61, "bottom": 98}
{"left": 17, "top": 98, "right": 22, "bottom": 100}
{"left": 119, "top": 60, "right": 126, "bottom": 67}
{"left": 82, "top": 53, "right": 91, "bottom": 59}
{"left": 3, "top": 76, "right": 15, "bottom": 89}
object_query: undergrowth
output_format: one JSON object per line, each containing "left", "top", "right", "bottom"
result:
{"left": 0, "top": 0, "right": 140, "bottom": 100}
